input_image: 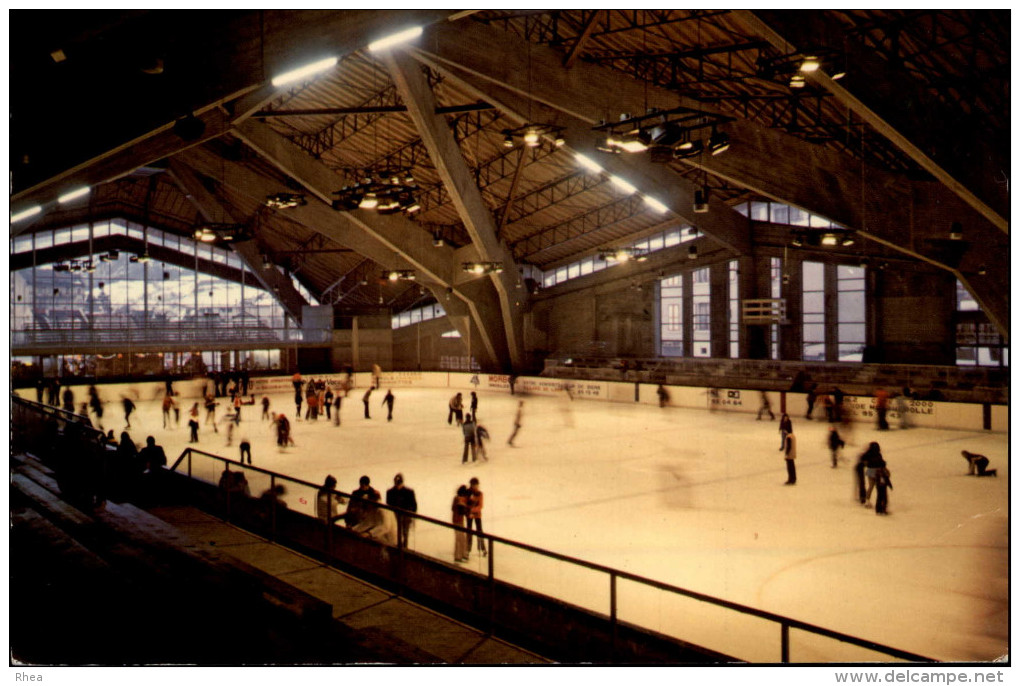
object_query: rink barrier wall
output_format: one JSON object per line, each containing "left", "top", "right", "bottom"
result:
{"left": 165, "top": 446, "right": 931, "bottom": 663}
{"left": 13, "top": 372, "right": 1005, "bottom": 433}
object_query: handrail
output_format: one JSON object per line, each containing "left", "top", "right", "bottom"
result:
{"left": 11, "top": 396, "right": 106, "bottom": 442}
{"left": 168, "top": 444, "right": 935, "bottom": 663}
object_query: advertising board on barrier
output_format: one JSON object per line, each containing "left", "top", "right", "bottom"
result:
{"left": 377, "top": 371, "right": 427, "bottom": 387}
{"left": 514, "top": 377, "right": 606, "bottom": 399}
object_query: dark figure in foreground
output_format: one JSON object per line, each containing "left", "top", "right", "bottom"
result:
{"left": 961, "top": 450, "right": 997, "bottom": 477}
{"left": 382, "top": 389, "right": 395, "bottom": 421}
{"left": 657, "top": 385, "right": 671, "bottom": 409}
{"left": 122, "top": 397, "right": 135, "bottom": 428}
{"left": 386, "top": 473, "right": 418, "bottom": 548}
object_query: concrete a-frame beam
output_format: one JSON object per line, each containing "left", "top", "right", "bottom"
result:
{"left": 731, "top": 10, "right": 1008, "bottom": 234}
{"left": 11, "top": 10, "right": 459, "bottom": 233}
{"left": 407, "top": 50, "right": 753, "bottom": 256}
{"left": 382, "top": 49, "right": 526, "bottom": 371}
{"left": 177, "top": 134, "right": 506, "bottom": 368}
{"left": 166, "top": 160, "right": 310, "bottom": 324}
{"left": 415, "top": 20, "right": 1009, "bottom": 337}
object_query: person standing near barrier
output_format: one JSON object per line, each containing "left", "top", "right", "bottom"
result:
{"left": 382, "top": 389, "right": 395, "bottom": 421}
{"left": 470, "top": 391, "right": 479, "bottom": 418}
{"left": 239, "top": 434, "right": 252, "bottom": 465}
{"left": 805, "top": 384, "right": 817, "bottom": 420}
{"left": 782, "top": 429, "right": 798, "bottom": 485}
{"left": 896, "top": 388, "right": 910, "bottom": 429}
{"left": 139, "top": 436, "right": 167, "bottom": 474}
{"left": 162, "top": 394, "right": 175, "bottom": 428}
{"left": 874, "top": 388, "right": 890, "bottom": 431}
{"left": 88, "top": 385, "right": 104, "bottom": 430}
{"left": 62, "top": 386, "right": 75, "bottom": 413}
{"left": 317, "top": 475, "right": 344, "bottom": 525}
{"left": 466, "top": 477, "right": 487, "bottom": 557}
{"left": 452, "top": 485, "right": 470, "bottom": 563}
{"left": 657, "top": 384, "right": 671, "bottom": 409}
{"left": 827, "top": 426, "right": 845, "bottom": 468}
{"left": 386, "top": 473, "right": 417, "bottom": 548}
{"left": 261, "top": 396, "right": 271, "bottom": 421}
{"left": 333, "top": 394, "right": 342, "bottom": 426}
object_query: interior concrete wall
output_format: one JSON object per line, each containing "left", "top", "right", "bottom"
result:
{"left": 391, "top": 316, "right": 468, "bottom": 371}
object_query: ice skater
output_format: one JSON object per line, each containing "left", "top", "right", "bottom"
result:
{"left": 874, "top": 388, "right": 890, "bottom": 430}
{"left": 461, "top": 413, "right": 478, "bottom": 463}
{"left": 275, "top": 413, "right": 292, "bottom": 450}
{"left": 874, "top": 466, "right": 892, "bottom": 515}
{"left": 782, "top": 429, "right": 797, "bottom": 485}
{"left": 362, "top": 387, "right": 373, "bottom": 419}
{"left": 88, "top": 385, "right": 104, "bottom": 429}
{"left": 474, "top": 420, "right": 490, "bottom": 461}
{"left": 333, "top": 394, "right": 342, "bottom": 426}
{"left": 261, "top": 396, "right": 271, "bottom": 421}
{"left": 756, "top": 391, "right": 774, "bottom": 420}
{"left": 204, "top": 394, "right": 219, "bottom": 432}
{"left": 162, "top": 394, "right": 176, "bottom": 428}
{"left": 62, "top": 386, "right": 75, "bottom": 413}
{"left": 121, "top": 396, "right": 136, "bottom": 428}
{"left": 470, "top": 391, "right": 479, "bottom": 418}
{"left": 382, "top": 389, "right": 395, "bottom": 421}
{"left": 805, "top": 384, "right": 817, "bottom": 420}
{"left": 895, "top": 389, "right": 910, "bottom": 429}
{"left": 239, "top": 435, "right": 252, "bottom": 465}
{"left": 508, "top": 401, "right": 523, "bottom": 447}
{"left": 372, "top": 363, "right": 382, "bottom": 390}
{"left": 961, "top": 450, "right": 997, "bottom": 477}
{"left": 657, "top": 384, "right": 671, "bottom": 408}
{"left": 860, "top": 442, "right": 886, "bottom": 507}
{"left": 778, "top": 413, "right": 793, "bottom": 450}
{"left": 324, "top": 387, "right": 334, "bottom": 420}
{"left": 854, "top": 452, "right": 867, "bottom": 504}
{"left": 294, "top": 390, "right": 303, "bottom": 420}
{"left": 188, "top": 404, "right": 200, "bottom": 444}
{"left": 827, "top": 425, "right": 845, "bottom": 468}
{"left": 448, "top": 392, "right": 464, "bottom": 426}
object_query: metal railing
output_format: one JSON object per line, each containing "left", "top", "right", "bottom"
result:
{"left": 168, "top": 445, "right": 934, "bottom": 664}
{"left": 12, "top": 325, "right": 315, "bottom": 348}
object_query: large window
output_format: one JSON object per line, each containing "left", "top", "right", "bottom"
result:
{"left": 769, "top": 257, "right": 782, "bottom": 359}
{"left": 691, "top": 267, "right": 711, "bottom": 357}
{"left": 836, "top": 265, "right": 866, "bottom": 362}
{"left": 802, "top": 261, "right": 825, "bottom": 361}
{"left": 659, "top": 274, "right": 683, "bottom": 357}
{"left": 955, "top": 280, "right": 1007, "bottom": 367}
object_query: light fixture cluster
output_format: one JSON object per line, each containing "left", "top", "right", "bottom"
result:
{"left": 193, "top": 223, "right": 251, "bottom": 243}
{"left": 382, "top": 269, "right": 417, "bottom": 282}
{"left": 756, "top": 49, "right": 846, "bottom": 89}
{"left": 53, "top": 249, "right": 147, "bottom": 272}
{"left": 11, "top": 184, "right": 93, "bottom": 225}
{"left": 462, "top": 261, "right": 504, "bottom": 275}
{"left": 265, "top": 192, "right": 307, "bottom": 210}
{"left": 332, "top": 170, "right": 421, "bottom": 214}
{"left": 791, "top": 231, "right": 855, "bottom": 248}
{"left": 502, "top": 124, "right": 566, "bottom": 149}
{"left": 598, "top": 247, "right": 649, "bottom": 263}
{"left": 592, "top": 107, "right": 733, "bottom": 161}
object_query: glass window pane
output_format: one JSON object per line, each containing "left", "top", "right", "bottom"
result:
{"left": 838, "top": 292, "right": 865, "bottom": 322}
{"left": 803, "top": 261, "right": 824, "bottom": 290}
{"left": 580, "top": 258, "right": 593, "bottom": 276}
{"left": 567, "top": 262, "right": 580, "bottom": 279}
{"left": 750, "top": 201, "right": 769, "bottom": 221}
{"left": 13, "top": 235, "right": 32, "bottom": 253}
{"left": 804, "top": 324, "right": 826, "bottom": 342}
{"left": 770, "top": 203, "right": 790, "bottom": 225}
{"left": 72, "top": 224, "right": 90, "bottom": 242}
{"left": 809, "top": 214, "right": 831, "bottom": 228}
{"left": 803, "top": 291, "right": 824, "bottom": 314}
{"left": 838, "top": 323, "right": 866, "bottom": 342}
{"left": 789, "top": 206, "right": 810, "bottom": 226}
{"left": 664, "top": 230, "right": 681, "bottom": 247}
{"left": 648, "top": 234, "right": 664, "bottom": 251}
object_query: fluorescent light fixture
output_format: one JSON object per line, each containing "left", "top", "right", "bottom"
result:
{"left": 58, "top": 186, "right": 90, "bottom": 204}
{"left": 575, "top": 154, "right": 604, "bottom": 174}
{"left": 789, "top": 75, "right": 806, "bottom": 88}
{"left": 523, "top": 128, "right": 540, "bottom": 147}
{"left": 368, "top": 26, "right": 423, "bottom": 52}
{"left": 644, "top": 196, "right": 669, "bottom": 213}
{"left": 830, "top": 70, "right": 846, "bottom": 81}
{"left": 271, "top": 56, "right": 338, "bottom": 87}
{"left": 359, "top": 193, "right": 379, "bottom": 210}
{"left": 610, "top": 176, "right": 637, "bottom": 194}
{"left": 617, "top": 138, "right": 649, "bottom": 153}
{"left": 821, "top": 233, "right": 839, "bottom": 246}
{"left": 11, "top": 205, "right": 42, "bottom": 223}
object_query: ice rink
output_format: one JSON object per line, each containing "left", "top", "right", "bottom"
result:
{"left": 88, "top": 383, "right": 1008, "bottom": 663}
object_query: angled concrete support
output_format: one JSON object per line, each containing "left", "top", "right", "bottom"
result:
{"left": 166, "top": 160, "right": 309, "bottom": 324}
{"left": 382, "top": 49, "right": 526, "bottom": 371}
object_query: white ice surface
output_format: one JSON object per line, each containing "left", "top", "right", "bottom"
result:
{"left": 98, "top": 385, "right": 1008, "bottom": 663}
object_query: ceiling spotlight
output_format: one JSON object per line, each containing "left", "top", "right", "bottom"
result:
{"left": 85, "top": 261, "right": 96, "bottom": 273}
{"left": 693, "top": 189, "right": 709, "bottom": 213}
{"left": 523, "top": 128, "right": 540, "bottom": 147}
{"left": 800, "top": 57, "right": 821, "bottom": 73}
{"left": 388, "top": 271, "right": 400, "bottom": 281}
{"left": 404, "top": 200, "right": 421, "bottom": 214}
{"left": 840, "top": 235, "right": 855, "bottom": 247}
{"left": 673, "top": 140, "right": 704, "bottom": 159}
{"left": 359, "top": 193, "right": 379, "bottom": 210}
{"left": 136, "top": 252, "right": 151, "bottom": 263}
{"left": 688, "top": 245, "right": 698, "bottom": 260}
{"left": 950, "top": 222, "right": 963, "bottom": 240}
{"left": 382, "top": 269, "right": 416, "bottom": 281}
{"left": 265, "top": 192, "right": 307, "bottom": 209}
{"left": 830, "top": 70, "right": 847, "bottom": 81}
{"left": 708, "top": 129, "right": 730, "bottom": 156}
{"left": 462, "top": 261, "right": 504, "bottom": 275}
{"left": 791, "top": 236, "right": 803, "bottom": 247}
{"left": 503, "top": 134, "right": 515, "bottom": 148}
{"left": 432, "top": 234, "right": 444, "bottom": 247}
{"left": 193, "top": 227, "right": 218, "bottom": 242}
{"left": 554, "top": 134, "right": 566, "bottom": 147}
{"left": 261, "top": 254, "right": 273, "bottom": 270}
{"left": 977, "top": 265, "right": 987, "bottom": 276}
{"left": 789, "top": 74, "right": 806, "bottom": 88}
{"left": 575, "top": 154, "right": 604, "bottom": 174}
{"left": 821, "top": 233, "right": 839, "bottom": 246}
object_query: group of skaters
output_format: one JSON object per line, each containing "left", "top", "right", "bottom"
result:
{"left": 765, "top": 386, "right": 998, "bottom": 516}
{"left": 448, "top": 391, "right": 494, "bottom": 463}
